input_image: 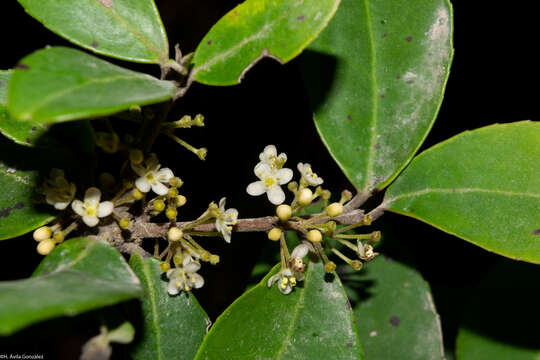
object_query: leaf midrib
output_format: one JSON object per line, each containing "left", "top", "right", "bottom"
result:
{"left": 140, "top": 258, "right": 164, "bottom": 360}
{"left": 386, "top": 187, "right": 540, "bottom": 205}
{"left": 20, "top": 74, "right": 155, "bottom": 119}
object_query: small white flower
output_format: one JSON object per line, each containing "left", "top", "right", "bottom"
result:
{"left": 357, "top": 241, "right": 378, "bottom": 261}
{"left": 42, "top": 169, "right": 76, "bottom": 210}
{"left": 289, "top": 243, "right": 311, "bottom": 273}
{"left": 297, "top": 162, "right": 323, "bottom": 186}
{"left": 166, "top": 255, "right": 204, "bottom": 295}
{"left": 259, "top": 145, "right": 287, "bottom": 169}
{"left": 215, "top": 197, "right": 238, "bottom": 243}
{"left": 72, "top": 187, "right": 114, "bottom": 227}
{"left": 268, "top": 268, "right": 301, "bottom": 295}
{"left": 246, "top": 163, "right": 293, "bottom": 205}
{"left": 131, "top": 155, "right": 173, "bottom": 196}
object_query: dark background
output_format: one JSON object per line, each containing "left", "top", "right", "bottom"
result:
{"left": 1, "top": 0, "right": 538, "bottom": 358}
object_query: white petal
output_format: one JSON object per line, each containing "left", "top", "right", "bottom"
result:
{"left": 267, "top": 274, "right": 280, "bottom": 287}
{"left": 151, "top": 181, "right": 169, "bottom": 196}
{"left": 224, "top": 209, "right": 238, "bottom": 224}
{"left": 191, "top": 273, "right": 204, "bottom": 288}
{"left": 157, "top": 168, "right": 174, "bottom": 182}
{"left": 135, "top": 177, "right": 151, "bottom": 193}
{"left": 280, "top": 285, "right": 293, "bottom": 295}
{"left": 184, "top": 261, "right": 201, "bottom": 273}
{"left": 253, "top": 162, "right": 272, "bottom": 180}
{"left": 222, "top": 228, "right": 232, "bottom": 243}
{"left": 267, "top": 185, "right": 285, "bottom": 205}
{"left": 71, "top": 200, "right": 84, "bottom": 216}
{"left": 85, "top": 187, "right": 101, "bottom": 203}
{"left": 97, "top": 201, "right": 114, "bottom": 217}
{"left": 166, "top": 269, "right": 177, "bottom": 278}
{"left": 54, "top": 201, "right": 70, "bottom": 210}
{"left": 260, "top": 145, "right": 277, "bottom": 162}
{"left": 276, "top": 168, "right": 293, "bottom": 185}
{"left": 167, "top": 280, "right": 180, "bottom": 295}
{"left": 246, "top": 181, "right": 265, "bottom": 196}
{"left": 297, "top": 162, "right": 305, "bottom": 173}
{"left": 215, "top": 219, "right": 226, "bottom": 235}
{"left": 83, "top": 215, "right": 99, "bottom": 227}
{"left": 291, "top": 244, "right": 309, "bottom": 259}
{"left": 219, "top": 197, "right": 226, "bottom": 211}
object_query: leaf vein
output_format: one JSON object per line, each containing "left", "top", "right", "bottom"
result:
{"left": 386, "top": 187, "right": 540, "bottom": 204}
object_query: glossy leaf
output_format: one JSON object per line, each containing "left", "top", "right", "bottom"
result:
{"left": 129, "top": 253, "right": 209, "bottom": 360}
{"left": 456, "top": 261, "right": 540, "bottom": 360}
{"left": 0, "top": 138, "right": 69, "bottom": 240}
{"left": 8, "top": 47, "right": 177, "bottom": 124}
{"left": 0, "top": 238, "right": 141, "bottom": 335}
{"left": 301, "top": 0, "right": 453, "bottom": 193}
{"left": 385, "top": 121, "right": 540, "bottom": 263}
{"left": 17, "top": 0, "right": 168, "bottom": 63}
{"left": 191, "top": 0, "right": 341, "bottom": 85}
{"left": 352, "top": 257, "right": 444, "bottom": 359}
{"left": 195, "top": 261, "right": 363, "bottom": 360}
{"left": 1, "top": 70, "right": 95, "bottom": 149}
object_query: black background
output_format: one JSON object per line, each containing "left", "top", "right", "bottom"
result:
{"left": 1, "top": 0, "right": 538, "bottom": 358}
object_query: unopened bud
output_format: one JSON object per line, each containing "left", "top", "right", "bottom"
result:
{"left": 307, "top": 229, "right": 322, "bottom": 243}
{"left": 33, "top": 226, "right": 52, "bottom": 242}
{"left": 37, "top": 238, "right": 55, "bottom": 255}
{"left": 168, "top": 227, "right": 183, "bottom": 241}
{"left": 98, "top": 172, "right": 116, "bottom": 188}
{"left": 268, "top": 227, "right": 282, "bottom": 241}
{"left": 176, "top": 195, "right": 187, "bottom": 207}
{"left": 169, "top": 177, "right": 183, "bottom": 188}
{"left": 154, "top": 200, "right": 165, "bottom": 212}
{"left": 53, "top": 231, "right": 65, "bottom": 243}
{"left": 167, "top": 188, "right": 178, "bottom": 198}
{"left": 276, "top": 204, "right": 292, "bottom": 222}
{"left": 326, "top": 202, "right": 344, "bottom": 217}
{"left": 298, "top": 188, "right": 313, "bottom": 206}
{"left": 129, "top": 149, "right": 144, "bottom": 165}
{"left": 160, "top": 262, "right": 171, "bottom": 272}
{"left": 287, "top": 181, "right": 298, "bottom": 193}
{"left": 324, "top": 261, "right": 336, "bottom": 273}
{"left": 119, "top": 218, "right": 130, "bottom": 229}
{"left": 132, "top": 188, "right": 144, "bottom": 200}
{"left": 173, "top": 254, "right": 182, "bottom": 267}
{"left": 351, "top": 260, "right": 363, "bottom": 271}
{"left": 166, "top": 207, "right": 178, "bottom": 220}
{"left": 340, "top": 190, "right": 353, "bottom": 204}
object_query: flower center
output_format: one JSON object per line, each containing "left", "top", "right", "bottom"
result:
{"left": 265, "top": 178, "right": 275, "bottom": 187}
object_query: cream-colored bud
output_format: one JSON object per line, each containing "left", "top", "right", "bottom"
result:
{"left": 297, "top": 188, "right": 313, "bottom": 206}
{"left": 326, "top": 202, "right": 344, "bottom": 217}
{"left": 33, "top": 226, "right": 52, "bottom": 242}
{"left": 276, "top": 204, "right": 292, "bottom": 222}
{"left": 168, "top": 227, "right": 183, "bottom": 241}
{"left": 267, "top": 227, "right": 282, "bottom": 241}
{"left": 37, "top": 238, "right": 56, "bottom": 255}
{"left": 176, "top": 195, "right": 187, "bottom": 207}
{"left": 307, "top": 229, "right": 322, "bottom": 243}
{"left": 53, "top": 231, "right": 65, "bottom": 243}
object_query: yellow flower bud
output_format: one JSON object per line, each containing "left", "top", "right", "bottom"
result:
{"left": 326, "top": 202, "right": 344, "bottom": 217}
{"left": 132, "top": 188, "right": 144, "bottom": 200}
{"left": 169, "top": 177, "right": 184, "bottom": 188}
{"left": 210, "top": 254, "right": 220, "bottom": 265}
{"left": 37, "top": 238, "right": 56, "bottom": 255}
{"left": 160, "top": 261, "right": 171, "bottom": 272}
{"left": 267, "top": 227, "right": 282, "bottom": 241}
{"left": 324, "top": 261, "right": 336, "bottom": 273}
{"left": 307, "top": 229, "right": 322, "bottom": 243}
{"left": 33, "top": 226, "right": 52, "bottom": 242}
{"left": 119, "top": 218, "right": 130, "bottom": 229}
{"left": 165, "top": 207, "right": 178, "bottom": 220}
{"left": 276, "top": 204, "right": 292, "bottom": 222}
{"left": 297, "top": 188, "right": 313, "bottom": 206}
{"left": 173, "top": 255, "right": 182, "bottom": 267}
{"left": 53, "top": 231, "right": 65, "bottom": 243}
{"left": 153, "top": 200, "right": 166, "bottom": 212}
{"left": 167, "top": 188, "right": 178, "bottom": 198}
{"left": 168, "top": 227, "right": 183, "bottom": 241}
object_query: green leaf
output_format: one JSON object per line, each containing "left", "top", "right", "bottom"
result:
{"left": 191, "top": 0, "right": 341, "bottom": 86}
{"left": 0, "top": 238, "right": 141, "bottom": 335}
{"left": 300, "top": 0, "right": 453, "bottom": 193}
{"left": 385, "top": 121, "right": 540, "bottom": 263}
{"left": 352, "top": 257, "right": 444, "bottom": 359}
{"left": 8, "top": 46, "right": 177, "bottom": 124}
{"left": 17, "top": 0, "right": 168, "bottom": 64}
{"left": 1, "top": 70, "right": 96, "bottom": 149}
{"left": 194, "top": 261, "right": 363, "bottom": 360}
{"left": 129, "top": 253, "right": 209, "bottom": 360}
{"left": 456, "top": 260, "right": 540, "bottom": 360}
